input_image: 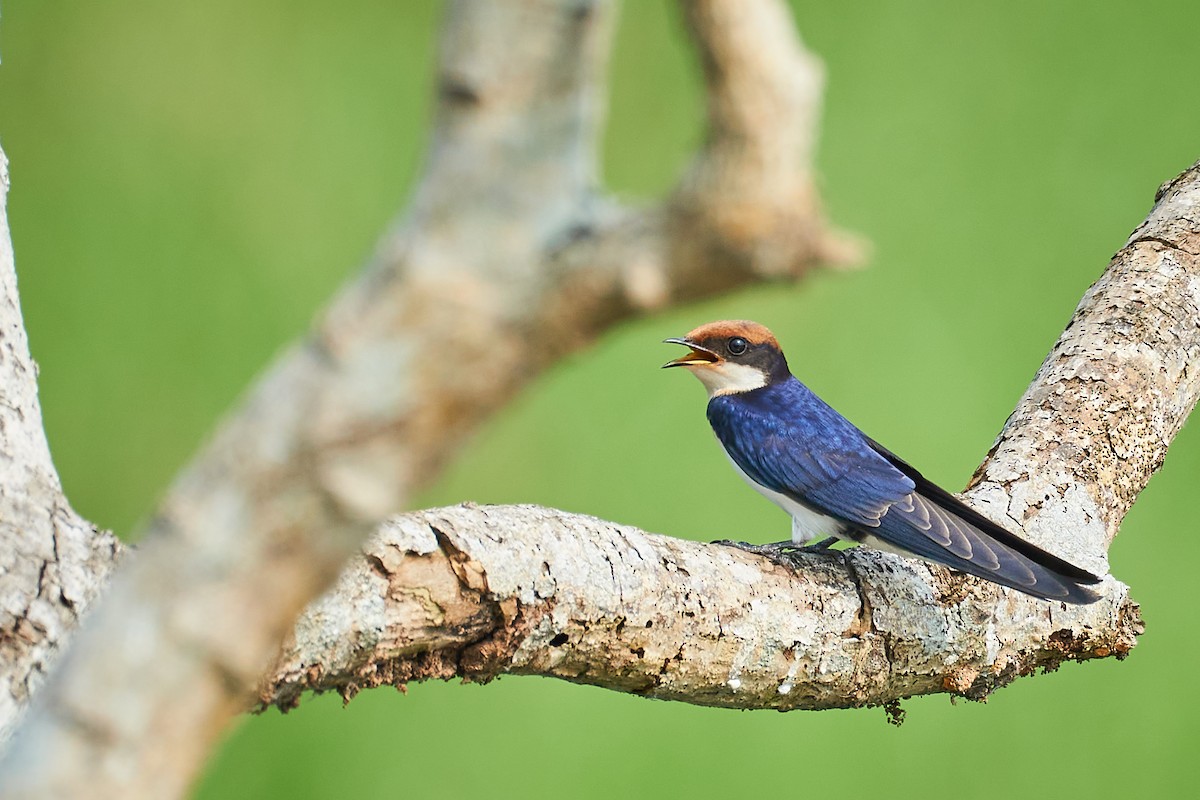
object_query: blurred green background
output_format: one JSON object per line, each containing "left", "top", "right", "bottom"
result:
{"left": 2, "top": 1, "right": 1197, "bottom": 797}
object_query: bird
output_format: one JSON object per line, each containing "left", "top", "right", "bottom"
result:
{"left": 662, "top": 319, "right": 1103, "bottom": 604}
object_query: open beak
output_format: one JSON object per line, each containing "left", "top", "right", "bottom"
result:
{"left": 662, "top": 337, "right": 721, "bottom": 368}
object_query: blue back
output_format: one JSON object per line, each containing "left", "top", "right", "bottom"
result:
{"left": 706, "top": 379, "right": 915, "bottom": 528}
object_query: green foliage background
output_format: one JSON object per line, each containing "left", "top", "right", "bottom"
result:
{"left": 2, "top": 1, "right": 1197, "bottom": 797}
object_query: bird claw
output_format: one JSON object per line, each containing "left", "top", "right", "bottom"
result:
{"left": 711, "top": 537, "right": 839, "bottom": 567}
{"left": 800, "top": 536, "right": 840, "bottom": 552}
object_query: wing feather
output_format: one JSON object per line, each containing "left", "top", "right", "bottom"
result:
{"left": 705, "top": 382, "right": 1102, "bottom": 603}
{"left": 709, "top": 390, "right": 914, "bottom": 529}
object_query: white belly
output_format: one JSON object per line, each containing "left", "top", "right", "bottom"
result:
{"left": 725, "top": 454, "right": 846, "bottom": 544}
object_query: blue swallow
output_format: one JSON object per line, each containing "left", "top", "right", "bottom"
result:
{"left": 664, "top": 320, "right": 1102, "bottom": 604}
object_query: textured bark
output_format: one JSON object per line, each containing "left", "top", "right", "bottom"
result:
{"left": 0, "top": 1, "right": 849, "bottom": 798}
{"left": 0, "top": 148, "right": 123, "bottom": 743}
{"left": 2, "top": 0, "right": 1191, "bottom": 792}
{"left": 258, "top": 163, "right": 1200, "bottom": 713}
{"left": 265, "top": 504, "right": 1139, "bottom": 713}
{"left": 967, "top": 167, "right": 1200, "bottom": 568}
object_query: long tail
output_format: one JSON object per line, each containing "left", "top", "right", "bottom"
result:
{"left": 865, "top": 441, "right": 1103, "bottom": 604}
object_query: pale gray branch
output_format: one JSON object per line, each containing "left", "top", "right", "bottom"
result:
{"left": 259, "top": 161, "right": 1200, "bottom": 714}
{"left": 265, "top": 504, "right": 1139, "bottom": 713}
{"left": 0, "top": 147, "right": 123, "bottom": 743}
{"left": 7, "top": 0, "right": 1191, "bottom": 792}
{"left": 0, "top": 0, "right": 848, "bottom": 797}
{"left": 968, "top": 166, "right": 1200, "bottom": 564}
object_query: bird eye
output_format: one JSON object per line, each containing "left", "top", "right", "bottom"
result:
{"left": 727, "top": 337, "right": 748, "bottom": 356}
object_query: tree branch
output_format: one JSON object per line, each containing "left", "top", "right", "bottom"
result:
{"left": 259, "top": 161, "right": 1200, "bottom": 713}
{"left": 266, "top": 503, "right": 1140, "bottom": 712}
{"left": 0, "top": 0, "right": 848, "bottom": 796}
{"left": 0, "top": 147, "right": 123, "bottom": 743}
{"left": 967, "top": 165, "right": 1200, "bottom": 564}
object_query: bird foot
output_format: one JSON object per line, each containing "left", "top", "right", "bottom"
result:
{"left": 711, "top": 537, "right": 839, "bottom": 567}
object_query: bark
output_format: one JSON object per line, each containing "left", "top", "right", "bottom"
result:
{"left": 260, "top": 164, "right": 1200, "bottom": 711}
{"left": 0, "top": 1, "right": 850, "bottom": 797}
{"left": 968, "top": 168, "right": 1200, "bottom": 564}
{"left": 1, "top": 0, "right": 1191, "bottom": 793}
{"left": 0, "top": 148, "right": 124, "bottom": 744}
{"left": 264, "top": 503, "right": 1140, "bottom": 712}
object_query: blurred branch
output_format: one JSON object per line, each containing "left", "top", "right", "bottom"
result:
{"left": 0, "top": 0, "right": 851, "bottom": 797}
{"left": 263, "top": 159, "right": 1200, "bottom": 711}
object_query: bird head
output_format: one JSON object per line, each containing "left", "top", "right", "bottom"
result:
{"left": 662, "top": 320, "right": 791, "bottom": 396}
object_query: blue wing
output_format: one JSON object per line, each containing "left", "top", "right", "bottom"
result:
{"left": 707, "top": 380, "right": 914, "bottom": 528}
{"left": 706, "top": 378, "right": 1102, "bottom": 603}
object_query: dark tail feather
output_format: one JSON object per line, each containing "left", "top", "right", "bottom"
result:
{"left": 873, "top": 502, "right": 1103, "bottom": 603}
{"left": 864, "top": 439, "right": 1103, "bottom": 604}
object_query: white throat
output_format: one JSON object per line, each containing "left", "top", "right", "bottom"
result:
{"left": 688, "top": 362, "right": 768, "bottom": 397}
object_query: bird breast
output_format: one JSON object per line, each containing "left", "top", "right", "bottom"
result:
{"left": 723, "top": 452, "right": 847, "bottom": 544}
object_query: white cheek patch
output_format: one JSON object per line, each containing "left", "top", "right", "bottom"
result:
{"left": 689, "top": 362, "right": 768, "bottom": 397}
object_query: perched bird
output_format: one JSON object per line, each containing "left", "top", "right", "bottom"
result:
{"left": 663, "top": 319, "right": 1102, "bottom": 604}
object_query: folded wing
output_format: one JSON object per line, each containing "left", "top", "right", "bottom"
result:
{"left": 865, "top": 438, "right": 1101, "bottom": 603}
{"left": 707, "top": 389, "right": 1102, "bottom": 603}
